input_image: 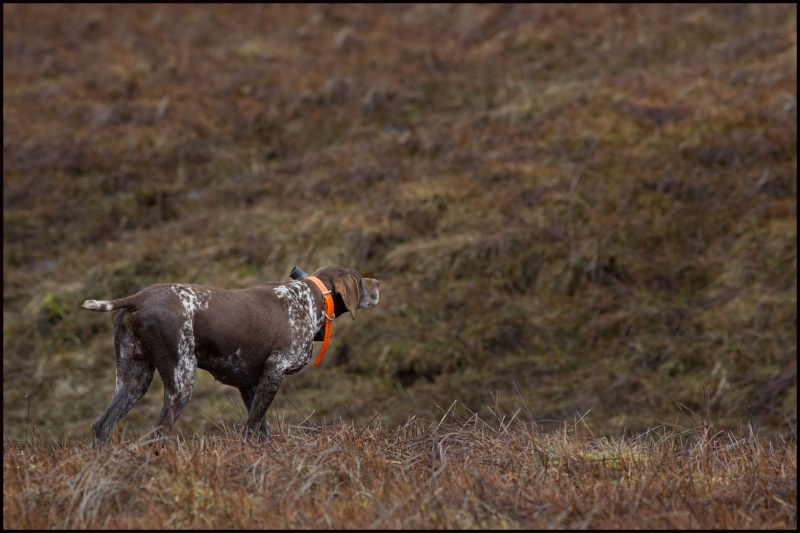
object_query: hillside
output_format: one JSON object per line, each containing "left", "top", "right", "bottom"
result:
{"left": 3, "top": 4, "right": 796, "bottom": 443}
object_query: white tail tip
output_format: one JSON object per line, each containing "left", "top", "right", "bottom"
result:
{"left": 82, "top": 300, "right": 113, "bottom": 311}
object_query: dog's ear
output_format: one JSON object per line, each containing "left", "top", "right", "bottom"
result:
{"left": 334, "top": 273, "right": 360, "bottom": 321}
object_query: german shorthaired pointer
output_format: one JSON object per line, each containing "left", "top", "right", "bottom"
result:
{"left": 82, "top": 265, "right": 379, "bottom": 444}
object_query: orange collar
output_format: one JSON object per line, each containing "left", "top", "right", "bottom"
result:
{"left": 305, "top": 276, "right": 334, "bottom": 366}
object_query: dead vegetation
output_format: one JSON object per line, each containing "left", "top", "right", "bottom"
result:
{"left": 2, "top": 5, "right": 797, "bottom": 518}
{"left": 3, "top": 405, "right": 796, "bottom": 529}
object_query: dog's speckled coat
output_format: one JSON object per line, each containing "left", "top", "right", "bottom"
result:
{"left": 83, "top": 265, "right": 379, "bottom": 443}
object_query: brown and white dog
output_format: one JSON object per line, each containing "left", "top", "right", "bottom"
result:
{"left": 82, "top": 265, "right": 379, "bottom": 444}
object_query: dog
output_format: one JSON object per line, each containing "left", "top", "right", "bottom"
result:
{"left": 82, "top": 265, "right": 379, "bottom": 444}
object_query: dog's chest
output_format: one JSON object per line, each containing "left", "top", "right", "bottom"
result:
{"left": 270, "top": 282, "right": 320, "bottom": 373}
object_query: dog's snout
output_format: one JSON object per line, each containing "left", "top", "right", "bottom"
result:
{"left": 358, "top": 277, "right": 380, "bottom": 309}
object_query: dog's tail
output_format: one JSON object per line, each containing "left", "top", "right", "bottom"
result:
{"left": 81, "top": 295, "right": 139, "bottom": 312}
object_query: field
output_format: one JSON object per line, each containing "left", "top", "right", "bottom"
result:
{"left": 3, "top": 4, "right": 797, "bottom": 529}
{"left": 4, "top": 410, "right": 797, "bottom": 529}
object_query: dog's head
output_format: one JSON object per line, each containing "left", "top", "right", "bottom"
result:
{"left": 310, "top": 265, "right": 380, "bottom": 320}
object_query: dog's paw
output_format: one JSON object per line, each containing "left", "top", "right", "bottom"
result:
{"left": 243, "top": 423, "right": 271, "bottom": 442}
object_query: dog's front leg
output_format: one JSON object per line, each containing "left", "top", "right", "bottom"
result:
{"left": 244, "top": 359, "right": 285, "bottom": 440}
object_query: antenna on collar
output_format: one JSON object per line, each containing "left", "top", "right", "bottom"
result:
{"left": 289, "top": 266, "right": 309, "bottom": 280}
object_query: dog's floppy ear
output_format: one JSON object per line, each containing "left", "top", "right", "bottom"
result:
{"left": 334, "top": 273, "right": 360, "bottom": 321}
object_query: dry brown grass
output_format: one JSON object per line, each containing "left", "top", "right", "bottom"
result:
{"left": 4, "top": 404, "right": 796, "bottom": 529}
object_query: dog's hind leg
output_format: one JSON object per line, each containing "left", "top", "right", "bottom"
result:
{"left": 151, "top": 317, "right": 198, "bottom": 441}
{"left": 239, "top": 387, "right": 269, "bottom": 436}
{"left": 153, "top": 363, "right": 196, "bottom": 441}
{"left": 92, "top": 323, "right": 154, "bottom": 445}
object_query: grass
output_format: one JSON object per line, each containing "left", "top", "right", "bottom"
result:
{"left": 3, "top": 404, "right": 796, "bottom": 529}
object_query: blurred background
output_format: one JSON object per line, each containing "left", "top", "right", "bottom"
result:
{"left": 3, "top": 4, "right": 796, "bottom": 441}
